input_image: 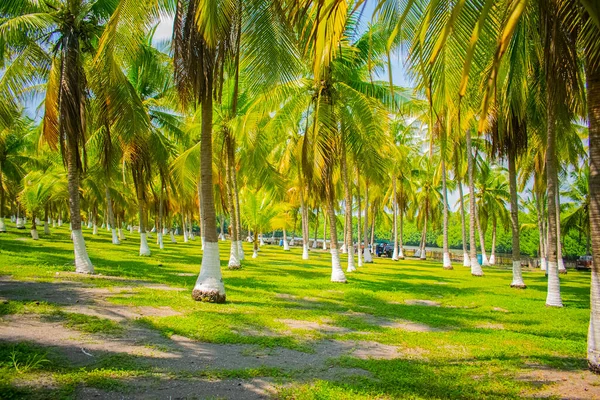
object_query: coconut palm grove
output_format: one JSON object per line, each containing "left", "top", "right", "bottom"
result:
{"left": 1, "top": 0, "right": 600, "bottom": 399}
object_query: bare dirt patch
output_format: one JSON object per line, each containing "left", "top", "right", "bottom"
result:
{"left": 404, "top": 299, "right": 442, "bottom": 307}
{"left": 276, "top": 318, "right": 352, "bottom": 334}
{"left": 342, "top": 311, "right": 445, "bottom": 332}
{"left": 518, "top": 364, "right": 600, "bottom": 399}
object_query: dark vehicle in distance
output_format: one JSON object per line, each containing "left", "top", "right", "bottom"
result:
{"left": 576, "top": 255, "right": 593, "bottom": 270}
{"left": 375, "top": 243, "right": 394, "bottom": 258}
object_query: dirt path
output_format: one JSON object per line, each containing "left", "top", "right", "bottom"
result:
{"left": 2, "top": 277, "right": 600, "bottom": 399}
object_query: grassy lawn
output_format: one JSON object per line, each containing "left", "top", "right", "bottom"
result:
{"left": 0, "top": 225, "right": 595, "bottom": 399}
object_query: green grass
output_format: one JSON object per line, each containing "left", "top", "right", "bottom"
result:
{"left": 0, "top": 224, "right": 594, "bottom": 399}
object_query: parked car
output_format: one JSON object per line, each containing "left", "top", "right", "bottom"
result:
{"left": 576, "top": 255, "right": 593, "bottom": 270}
{"left": 375, "top": 243, "right": 393, "bottom": 258}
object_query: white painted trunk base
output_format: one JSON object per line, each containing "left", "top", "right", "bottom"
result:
{"left": 58, "top": 219, "right": 62, "bottom": 226}
{"left": 238, "top": 241, "right": 245, "bottom": 260}
{"left": 72, "top": 229, "right": 94, "bottom": 274}
{"left": 463, "top": 253, "right": 470, "bottom": 267}
{"left": 44, "top": 222, "right": 50, "bottom": 235}
{"left": 101, "top": 223, "right": 105, "bottom": 229}
{"left": 228, "top": 241, "right": 241, "bottom": 269}
{"left": 283, "top": 240, "right": 290, "bottom": 251}
{"left": 398, "top": 249, "right": 405, "bottom": 259}
{"left": 558, "top": 258, "right": 567, "bottom": 273}
{"left": 118, "top": 228, "right": 126, "bottom": 241}
{"left": 111, "top": 229, "right": 120, "bottom": 245}
{"left": 31, "top": 229, "right": 39, "bottom": 240}
{"left": 340, "top": 243, "right": 347, "bottom": 254}
{"left": 129, "top": 226, "right": 134, "bottom": 234}
{"left": 540, "top": 257, "right": 547, "bottom": 271}
{"left": 0, "top": 218, "right": 6, "bottom": 232}
{"left": 260, "top": 237, "right": 265, "bottom": 247}
{"left": 106, "top": 224, "right": 111, "bottom": 231}
{"left": 322, "top": 241, "right": 327, "bottom": 250}
{"left": 158, "top": 232, "right": 164, "bottom": 250}
{"left": 481, "top": 252, "right": 490, "bottom": 266}
{"left": 510, "top": 260, "right": 526, "bottom": 288}
{"left": 415, "top": 249, "right": 421, "bottom": 258}
{"left": 252, "top": 250, "right": 258, "bottom": 259}
{"left": 218, "top": 233, "right": 225, "bottom": 241}
{"left": 52, "top": 220, "right": 56, "bottom": 228}
{"left": 443, "top": 252, "right": 452, "bottom": 269}
{"left": 302, "top": 244, "right": 309, "bottom": 260}
{"left": 312, "top": 240, "right": 318, "bottom": 249}
{"left": 16, "top": 218, "right": 25, "bottom": 229}
{"left": 588, "top": 266, "right": 600, "bottom": 371}
{"left": 192, "top": 242, "right": 226, "bottom": 302}
{"left": 170, "top": 231, "right": 177, "bottom": 243}
{"left": 545, "top": 261, "right": 563, "bottom": 307}
{"left": 93, "top": 224, "right": 98, "bottom": 235}
{"left": 392, "top": 247, "right": 399, "bottom": 261}
{"left": 183, "top": 230, "right": 189, "bottom": 243}
{"left": 139, "top": 233, "right": 151, "bottom": 256}
{"left": 330, "top": 248, "right": 347, "bottom": 283}
{"left": 87, "top": 221, "right": 92, "bottom": 229}
{"left": 489, "top": 255, "right": 496, "bottom": 265}
{"left": 471, "top": 257, "right": 483, "bottom": 276}
{"left": 364, "top": 248, "right": 373, "bottom": 263}
{"left": 347, "top": 245, "right": 356, "bottom": 273}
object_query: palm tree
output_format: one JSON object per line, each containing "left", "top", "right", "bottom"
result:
{"left": 0, "top": 0, "right": 134, "bottom": 273}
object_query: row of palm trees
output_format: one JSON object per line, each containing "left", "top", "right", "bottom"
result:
{"left": 1, "top": 0, "right": 599, "bottom": 371}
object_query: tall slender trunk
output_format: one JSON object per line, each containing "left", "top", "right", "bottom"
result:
{"left": 509, "top": 150, "right": 525, "bottom": 287}
{"left": 545, "top": 85, "right": 563, "bottom": 307}
{"left": 0, "top": 168, "right": 5, "bottom": 232}
{"left": 283, "top": 226, "right": 290, "bottom": 251}
{"left": 299, "top": 170, "right": 309, "bottom": 260}
{"left": 313, "top": 208, "right": 319, "bottom": 248}
{"left": 137, "top": 180, "right": 151, "bottom": 256}
{"left": 490, "top": 218, "right": 497, "bottom": 265}
{"left": 363, "top": 179, "right": 373, "bottom": 262}
{"left": 157, "top": 182, "right": 164, "bottom": 250}
{"left": 556, "top": 189, "right": 566, "bottom": 273}
{"left": 586, "top": 57, "right": 600, "bottom": 372}
{"left": 475, "top": 201, "right": 489, "bottom": 265}
{"left": 322, "top": 213, "right": 327, "bottom": 250}
{"left": 232, "top": 142, "right": 244, "bottom": 261}
{"left": 536, "top": 186, "right": 547, "bottom": 270}
{"left": 419, "top": 210, "right": 427, "bottom": 260}
{"left": 466, "top": 129, "right": 483, "bottom": 276}
{"left": 326, "top": 168, "right": 346, "bottom": 283}
{"left": 106, "top": 185, "right": 120, "bottom": 245}
{"left": 356, "top": 167, "right": 363, "bottom": 267}
{"left": 341, "top": 136, "right": 355, "bottom": 272}
{"left": 392, "top": 176, "right": 399, "bottom": 261}
{"left": 192, "top": 79, "right": 226, "bottom": 303}
{"left": 226, "top": 133, "right": 240, "bottom": 269}
{"left": 370, "top": 206, "right": 376, "bottom": 249}
{"left": 44, "top": 203, "right": 50, "bottom": 235}
{"left": 398, "top": 192, "right": 404, "bottom": 259}
{"left": 441, "top": 155, "right": 452, "bottom": 269}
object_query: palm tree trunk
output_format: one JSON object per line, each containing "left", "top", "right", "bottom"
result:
{"left": 341, "top": 137, "right": 355, "bottom": 272}
{"left": 313, "top": 208, "right": 319, "bottom": 248}
{"left": 556, "top": 189, "right": 566, "bottom": 273}
{"left": 586, "top": 58, "right": 600, "bottom": 372}
{"left": 466, "top": 128, "right": 483, "bottom": 276}
{"left": 299, "top": 172, "right": 309, "bottom": 260}
{"left": 326, "top": 169, "right": 346, "bottom": 283}
{"left": 490, "top": 218, "right": 497, "bottom": 265}
{"left": 392, "top": 175, "right": 399, "bottom": 261}
{"left": 226, "top": 134, "right": 240, "bottom": 269}
{"left": 106, "top": 186, "right": 120, "bottom": 245}
{"left": 475, "top": 199, "right": 489, "bottom": 266}
{"left": 137, "top": 180, "right": 151, "bottom": 257}
{"left": 30, "top": 211, "right": 38, "bottom": 240}
{"left": 356, "top": 168, "right": 363, "bottom": 267}
{"left": 322, "top": 213, "right": 327, "bottom": 250}
{"left": 44, "top": 204, "right": 50, "bottom": 235}
{"left": 157, "top": 183, "right": 164, "bottom": 250}
{"left": 398, "top": 194, "right": 405, "bottom": 259}
{"left": 283, "top": 226, "right": 290, "bottom": 250}
{"left": 252, "top": 228, "right": 259, "bottom": 258}
{"left": 508, "top": 150, "right": 525, "bottom": 287}
{"left": 441, "top": 156, "right": 452, "bottom": 269}
{"left": 0, "top": 169, "right": 5, "bottom": 232}
{"left": 363, "top": 179, "right": 373, "bottom": 263}
{"left": 545, "top": 87, "right": 563, "bottom": 307}
{"left": 93, "top": 204, "right": 98, "bottom": 235}
{"left": 232, "top": 142, "right": 244, "bottom": 261}
{"left": 419, "top": 211, "right": 427, "bottom": 260}
{"left": 192, "top": 82, "right": 226, "bottom": 303}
